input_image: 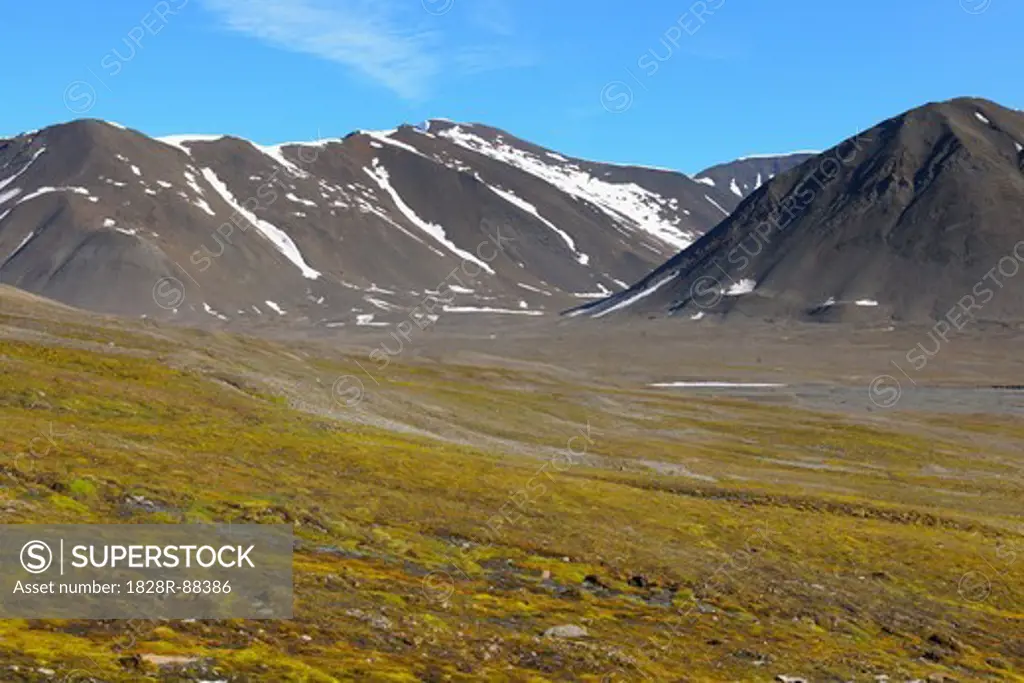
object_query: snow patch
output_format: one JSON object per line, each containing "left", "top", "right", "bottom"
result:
{"left": 201, "top": 168, "right": 321, "bottom": 279}
{"left": 592, "top": 275, "right": 675, "bottom": 319}
{"left": 103, "top": 218, "right": 117, "bottom": 228}
{"left": 729, "top": 178, "right": 743, "bottom": 197}
{"left": 705, "top": 194, "right": 730, "bottom": 217}
{"left": 516, "top": 282, "right": 552, "bottom": 296}
{"left": 365, "top": 296, "right": 398, "bottom": 311}
{"left": 694, "top": 177, "right": 715, "bottom": 187}
{"left": 855, "top": 299, "right": 879, "bottom": 307}
{"left": 725, "top": 278, "right": 756, "bottom": 296}
{"left": 183, "top": 169, "right": 206, "bottom": 196}
{"left": 264, "top": 300, "right": 286, "bottom": 315}
{"left": 157, "top": 134, "right": 225, "bottom": 154}
{"left": 443, "top": 306, "right": 544, "bottom": 316}
{"left": 192, "top": 198, "right": 216, "bottom": 216}
{"left": 363, "top": 129, "right": 429, "bottom": 158}
{"left": 16, "top": 186, "right": 92, "bottom": 205}
{"left": 250, "top": 142, "right": 311, "bottom": 177}
{"left": 285, "top": 192, "right": 317, "bottom": 208}
{"left": 573, "top": 283, "right": 614, "bottom": 299}
{"left": 203, "top": 303, "right": 229, "bottom": 321}
{"left": 0, "top": 188, "right": 22, "bottom": 205}
{"left": 356, "top": 313, "right": 390, "bottom": 327}
{"left": 975, "top": 112, "right": 991, "bottom": 124}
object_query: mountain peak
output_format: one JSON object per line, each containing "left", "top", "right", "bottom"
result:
{"left": 575, "top": 97, "right": 1024, "bottom": 324}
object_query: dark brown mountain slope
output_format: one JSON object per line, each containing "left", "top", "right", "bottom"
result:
{"left": 573, "top": 97, "right": 1024, "bottom": 324}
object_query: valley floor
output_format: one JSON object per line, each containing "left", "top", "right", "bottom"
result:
{"left": 1, "top": 291, "right": 1022, "bottom": 681}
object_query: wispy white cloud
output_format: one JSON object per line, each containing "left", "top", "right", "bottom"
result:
{"left": 200, "top": 0, "right": 438, "bottom": 100}
{"left": 199, "top": 0, "right": 531, "bottom": 100}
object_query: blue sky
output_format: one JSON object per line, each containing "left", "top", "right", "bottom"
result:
{"left": 3, "top": 0, "right": 1021, "bottom": 173}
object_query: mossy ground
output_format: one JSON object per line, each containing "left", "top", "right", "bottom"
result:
{"left": 0, "top": 302, "right": 1021, "bottom": 682}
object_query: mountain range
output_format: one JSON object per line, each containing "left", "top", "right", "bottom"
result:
{"left": 4, "top": 97, "right": 1022, "bottom": 328}
{"left": 0, "top": 117, "right": 768, "bottom": 326}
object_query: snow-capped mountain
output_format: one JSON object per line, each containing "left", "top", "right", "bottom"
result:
{"left": 0, "top": 118, "right": 738, "bottom": 325}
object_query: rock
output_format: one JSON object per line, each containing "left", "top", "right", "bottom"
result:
{"left": 368, "top": 614, "right": 393, "bottom": 631}
{"left": 627, "top": 575, "right": 650, "bottom": 588}
{"left": 734, "top": 649, "right": 771, "bottom": 665}
{"left": 118, "top": 655, "right": 143, "bottom": 670}
{"left": 140, "top": 654, "right": 200, "bottom": 668}
{"left": 927, "top": 633, "right": 963, "bottom": 652}
{"left": 543, "top": 624, "right": 588, "bottom": 639}
{"left": 644, "top": 589, "right": 675, "bottom": 607}
{"left": 776, "top": 676, "right": 808, "bottom": 683}
{"left": 345, "top": 608, "right": 393, "bottom": 631}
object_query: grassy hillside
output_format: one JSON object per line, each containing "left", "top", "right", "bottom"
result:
{"left": 0, "top": 294, "right": 1021, "bottom": 681}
